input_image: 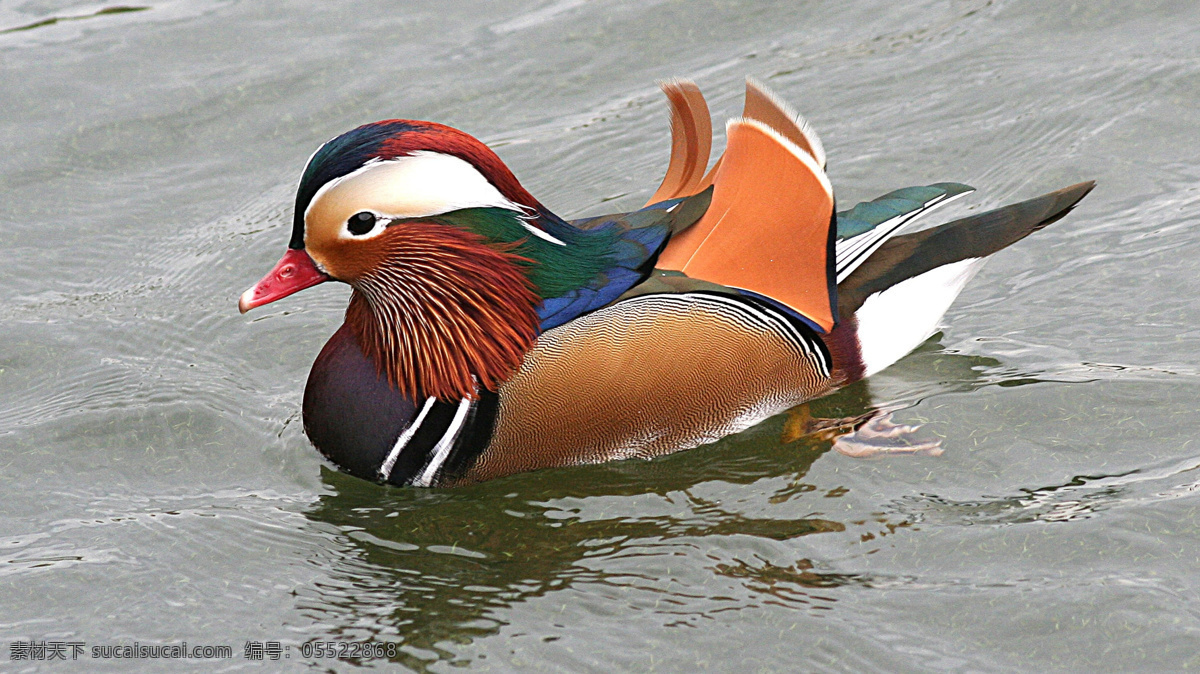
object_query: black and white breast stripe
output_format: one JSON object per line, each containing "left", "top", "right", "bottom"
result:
{"left": 375, "top": 390, "right": 499, "bottom": 487}
{"left": 645, "top": 292, "right": 832, "bottom": 379}
{"left": 378, "top": 397, "right": 436, "bottom": 480}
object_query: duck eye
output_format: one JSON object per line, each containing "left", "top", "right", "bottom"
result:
{"left": 347, "top": 211, "right": 377, "bottom": 236}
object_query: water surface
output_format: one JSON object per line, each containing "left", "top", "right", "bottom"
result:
{"left": 4, "top": 0, "right": 1200, "bottom": 671}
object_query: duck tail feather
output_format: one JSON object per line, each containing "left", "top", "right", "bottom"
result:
{"left": 837, "top": 181, "right": 1095, "bottom": 317}
{"left": 825, "top": 181, "right": 1094, "bottom": 382}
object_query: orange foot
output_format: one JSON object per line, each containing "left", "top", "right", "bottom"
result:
{"left": 782, "top": 406, "right": 943, "bottom": 458}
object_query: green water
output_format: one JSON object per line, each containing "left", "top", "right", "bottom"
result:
{"left": 4, "top": 0, "right": 1200, "bottom": 671}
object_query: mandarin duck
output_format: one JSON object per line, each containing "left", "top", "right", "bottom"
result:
{"left": 239, "top": 78, "right": 1093, "bottom": 487}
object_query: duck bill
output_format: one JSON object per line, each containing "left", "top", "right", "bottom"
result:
{"left": 239, "top": 248, "right": 329, "bottom": 313}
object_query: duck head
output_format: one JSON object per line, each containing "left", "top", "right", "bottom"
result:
{"left": 239, "top": 120, "right": 560, "bottom": 401}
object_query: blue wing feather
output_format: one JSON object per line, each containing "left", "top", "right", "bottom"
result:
{"left": 534, "top": 203, "right": 680, "bottom": 330}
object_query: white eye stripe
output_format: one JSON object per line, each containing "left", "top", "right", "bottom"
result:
{"left": 339, "top": 211, "right": 567, "bottom": 247}
{"left": 305, "top": 150, "right": 570, "bottom": 247}
{"left": 307, "top": 151, "right": 524, "bottom": 224}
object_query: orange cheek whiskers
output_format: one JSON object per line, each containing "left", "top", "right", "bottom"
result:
{"left": 342, "top": 221, "right": 541, "bottom": 401}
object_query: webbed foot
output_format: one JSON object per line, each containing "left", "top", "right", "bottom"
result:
{"left": 782, "top": 405, "right": 943, "bottom": 458}
{"left": 832, "top": 411, "right": 943, "bottom": 458}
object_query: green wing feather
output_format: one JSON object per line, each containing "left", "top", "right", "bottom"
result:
{"left": 837, "top": 183, "right": 974, "bottom": 240}
{"left": 835, "top": 182, "right": 974, "bottom": 284}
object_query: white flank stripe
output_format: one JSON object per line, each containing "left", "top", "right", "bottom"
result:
{"left": 836, "top": 200, "right": 940, "bottom": 270}
{"left": 378, "top": 397, "right": 436, "bottom": 481}
{"left": 854, "top": 258, "right": 985, "bottom": 377}
{"left": 835, "top": 190, "right": 973, "bottom": 283}
{"left": 836, "top": 193, "right": 958, "bottom": 264}
{"left": 412, "top": 396, "right": 473, "bottom": 487}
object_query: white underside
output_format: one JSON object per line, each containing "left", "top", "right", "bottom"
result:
{"left": 854, "top": 258, "right": 985, "bottom": 377}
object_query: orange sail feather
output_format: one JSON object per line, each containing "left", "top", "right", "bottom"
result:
{"left": 742, "top": 77, "right": 825, "bottom": 169}
{"left": 656, "top": 117, "right": 837, "bottom": 332}
{"left": 645, "top": 80, "right": 714, "bottom": 206}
